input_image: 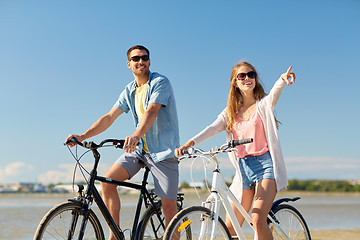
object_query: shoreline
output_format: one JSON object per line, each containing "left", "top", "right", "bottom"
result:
{"left": 2, "top": 189, "right": 359, "bottom": 196}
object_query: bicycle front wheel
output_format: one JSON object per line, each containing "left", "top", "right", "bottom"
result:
{"left": 137, "top": 202, "right": 191, "bottom": 240}
{"left": 270, "top": 204, "right": 311, "bottom": 240}
{"left": 136, "top": 203, "right": 165, "bottom": 240}
{"left": 163, "top": 206, "right": 232, "bottom": 240}
{"left": 34, "top": 201, "right": 104, "bottom": 240}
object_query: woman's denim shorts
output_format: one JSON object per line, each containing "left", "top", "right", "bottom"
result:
{"left": 238, "top": 151, "right": 275, "bottom": 190}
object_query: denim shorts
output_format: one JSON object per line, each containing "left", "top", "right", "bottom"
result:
{"left": 238, "top": 151, "right": 275, "bottom": 190}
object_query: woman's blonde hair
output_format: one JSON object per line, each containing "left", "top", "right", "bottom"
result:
{"left": 226, "top": 61, "right": 267, "bottom": 132}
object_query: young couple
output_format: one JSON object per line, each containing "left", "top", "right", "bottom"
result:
{"left": 66, "top": 45, "right": 295, "bottom": 240}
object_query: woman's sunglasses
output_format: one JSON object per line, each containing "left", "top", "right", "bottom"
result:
{"left": 129, "top": 55, "right": 149, "bottom": 62}
{"left": 237, "top": 71, "right": 257, "bottom": 80}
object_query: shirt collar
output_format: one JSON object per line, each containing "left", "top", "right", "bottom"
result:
{"left": 130, "top": 71, "right": 152, "bottom": 93}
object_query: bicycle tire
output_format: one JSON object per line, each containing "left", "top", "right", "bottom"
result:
{"left": 163, "top": 206, "right": 232, "bottom": 240}
{"left": 137, "top": 202, "right": 191, "bottom": 240}
{"left": 34, "top": 201, "right": 105, "bottom": 240}
{"left": 270, "top": 204, "right": 311, "bottom": 240}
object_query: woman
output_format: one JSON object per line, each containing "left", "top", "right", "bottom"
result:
{"left": 175, "top": 61, "right": 295, "bottom": 240}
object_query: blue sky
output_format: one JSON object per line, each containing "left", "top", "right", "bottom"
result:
{"left": 1, "top": 0, "right": 359, "bottom": 185}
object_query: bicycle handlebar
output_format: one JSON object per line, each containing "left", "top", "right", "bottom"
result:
{"left": 65, "top": 137, "right": 127, "bottom": 149}
{"left": 229, "top": 138, "right": 253, "bottom": 148}
{"left": 180, "top": 138, "right": 253, "bottom": 159}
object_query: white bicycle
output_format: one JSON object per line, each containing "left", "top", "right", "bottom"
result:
{"left": 164, "top": 139, "right": 311, "bottom": 240}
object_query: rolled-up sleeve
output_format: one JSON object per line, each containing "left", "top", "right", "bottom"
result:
{"left": 148, "top": 78, "right": 171, "bottom": 107}
{"left": 114, "top": 88, "right": 130, "bottom": 113}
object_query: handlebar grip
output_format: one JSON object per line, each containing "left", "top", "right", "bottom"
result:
{"left": 113, "top": 139, "right": 125, "bottom": 148}
{"left": 181, "top": 147, "right": 195, "bottom": 155}
{"left": 181, "top": 149, "right": 190, "bottom": 155}
{"left": 112, "top": 139, "right": 140, "bottom": 149}
{"left": 229, "top": 138, "right": 253, "bottom": 148}
{"left": 64, "top": 137, "right": 83, "bottom": 146}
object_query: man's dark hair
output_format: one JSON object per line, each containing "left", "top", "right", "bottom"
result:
{"left": 127, "top": 45, "right": 150, "bottom": 60}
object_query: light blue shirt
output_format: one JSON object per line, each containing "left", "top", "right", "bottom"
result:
{"left": 114, "top": 72, "right": 179, "bottom": 162}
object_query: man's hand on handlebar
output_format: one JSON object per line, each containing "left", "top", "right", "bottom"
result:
{"left": 123, "top": 135, "right": 141, "bottom": 153}
{"left": 65, "top": 134, "right": 85, "bottom": 147}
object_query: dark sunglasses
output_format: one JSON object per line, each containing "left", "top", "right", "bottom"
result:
{"left": 129, "top": 55, "right": 149, "bottom": 62}
{"left": 237, "top": 71, "right": 257, "bottom": 80}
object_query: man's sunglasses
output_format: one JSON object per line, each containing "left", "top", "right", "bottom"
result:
{"left": 237, "top": 71, "right": 257, "bottom": 80}
{"left": 129, "top": 55, "right": 149, "bottom": 62}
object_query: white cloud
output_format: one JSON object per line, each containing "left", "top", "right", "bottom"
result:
{"left": 4, "top": 162, "right": 34, "bottom": 176}
{"left": 0, "top": 162, "right": 35, "bottom": 183}
{"left": 37, "top": 163, "right": 111, "bottom": 184}
{"left": 0, "top": 162, "right": 34, "bottom": 179}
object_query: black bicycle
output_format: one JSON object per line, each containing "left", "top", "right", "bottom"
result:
{"left": 34, "top": 137, "right": 190, "bottom": 240}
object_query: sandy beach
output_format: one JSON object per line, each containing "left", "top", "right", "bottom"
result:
{"left": 242, "top": 230, "right": 360, "bottom": 240}
{"left": 241, "top": 230, "right": 360, "bottom": 240}
{"left": 310, "top": 229, "right": 360, "bottom": 240}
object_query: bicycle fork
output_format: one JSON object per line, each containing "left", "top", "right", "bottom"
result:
{"left": 77, "top": 196, "right": 94, "bottom": 240}
{"left": 67, "top": 186, "right": 92, "bottom": 240}
{"left": 199, "top": 169, "right": 223, "bottom": 240}
{"left": 200, "top": 192, "right": 220, "bottom": 240}
{"left": 68, "top": 209, "right": 80, "bottom": 240}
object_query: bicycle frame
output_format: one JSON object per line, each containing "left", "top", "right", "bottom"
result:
{"left": 198, "top": 154, "right": 251, "bottom": 240}
{"left": 72, "top": 140, "right": 165, "bottom": 240}
{"left": 87, "top": 173, "right": 163, "bottom": 240}
{"left": 189, "top": 149, "right": 291, "bottom": 240}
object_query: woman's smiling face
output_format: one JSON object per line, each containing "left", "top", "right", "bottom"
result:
{"left": 236, "top": 65, "right": 256, "bottom": 93}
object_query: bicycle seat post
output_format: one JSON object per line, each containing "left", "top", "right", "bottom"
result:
{"left": 141, "top": 166, "right": 150, "bottom": 187}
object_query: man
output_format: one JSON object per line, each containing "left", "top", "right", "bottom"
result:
{"left": 66, "top": 45, "right": 179, "bottom": 240}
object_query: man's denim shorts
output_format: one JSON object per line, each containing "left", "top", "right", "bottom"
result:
{"left": 238, "top": 151, "right": 275, "bottom": 190}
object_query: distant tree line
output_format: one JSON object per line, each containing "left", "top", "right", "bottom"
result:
{"left": 287, "top": 179, "right": 360, "bottom": 192}
{"left": 180, "top": 179, "right": 360, "bottom": 192}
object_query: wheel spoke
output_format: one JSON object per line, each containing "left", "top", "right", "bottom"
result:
{"left": 270, "top": 204, "right": 311, "bottom": 240}
{"left": 164, "top": 206, "right": 231, "bottom": 240}
{"left": 34, "top": 202, "right": 104, "bottom": 240}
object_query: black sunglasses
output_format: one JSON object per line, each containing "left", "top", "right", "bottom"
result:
{"left": 129, "top": 55, "right": 149, "bottom": 62}
{"left": 237, "top": 71, "right": 257, "bottom": 80}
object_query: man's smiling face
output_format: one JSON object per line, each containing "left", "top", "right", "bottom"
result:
{"left": 127, "top": 49, "right": 150, "bottom": 77}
